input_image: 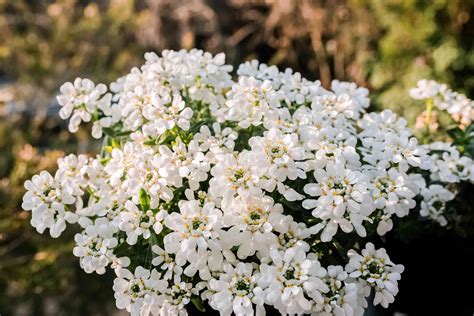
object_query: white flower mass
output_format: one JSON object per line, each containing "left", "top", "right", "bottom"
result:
{"left": 22, "top": 49, "right": 474, "bottom": 315}
{"left": 410, "top": 79, "right": 474, "bottom": 127}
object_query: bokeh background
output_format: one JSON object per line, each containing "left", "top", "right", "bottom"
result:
{"left": 0, "top": 0, "right": 473, "bottom": 315}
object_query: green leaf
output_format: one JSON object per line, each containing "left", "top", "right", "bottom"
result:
{"left": 139, "top": 188, "right": 151, "bottom": 211}
{"left": 158, "top": 132, "right": 175, "bottom": 145}
{"left": 191, "top": 296, "right": 205, "bottom": 312}
{"left": 144, "top": 138, "right": 158, "bottom": 146}
{"left": 447, "top": 125, "right": 463, "bottom": 140}
{"left": 116, "top": 130, "right": 132, "bottom": 137}
{"left": 102, "top": 127, "right": 116, "bottom": 138}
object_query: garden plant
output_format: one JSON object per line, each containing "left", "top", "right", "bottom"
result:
{"left": 22, "top": 49, "right": 474, "bottom": 316}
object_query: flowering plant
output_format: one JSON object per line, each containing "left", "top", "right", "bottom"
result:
{"left": 22, "top": 50, "right": 473, "bottom": 315}
{"left": 407, "top": 80, "right": 474, "bottom": 233}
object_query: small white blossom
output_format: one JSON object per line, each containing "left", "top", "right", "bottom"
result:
{"left": 57, "top": 78, "right": 115, "bottom": 137}
{"left": 73, "top": 218, "right": 118, "bottom": 274}
{"left": 410, "top": 79, "right": 474, "bottom": 126}
{"left": 258, "top": 248, "right": 328, "bottom": 315}
{"left": 220, "top": 76, "right": 284, "bottom": 128}
{"left": 426, "top": 142, "right": 474, "bottom": 183}
{"left": 159, "top": 276, "right": 194, "bottom": 316}
{"left": 118, "top": 200, "right": 166, "bottom": 245}
{"left": 314, "top": 265, "right": 361, "bottom": 316}
{"left": 113, "top": 267, "right": 166, "bottom": 316}
{"left": 193, "top": 123, "right": 237, "bottom": 163}
{"left": 164, "top": 200, "right": 223, "bottom": 280}
{"left": 346, "top": 243, "right": 404, "bottom": 308}
{"left": 303, "top": 163, "right": 374, "bottom": 241}
{"left": 142, "top": 93, "right": 193, "bottom": 137}
{"left": 151, "top": 245, "right": 183, "bottom": 280}
{"left": 209, "top": 152, "right": 262, "bottom": 208}
{"left": 249, "top": 128, "right": 306, "bottom": 191}
{"left": 221, "top": 194, "right": 284, "bottom": 259}
{"left": 22, "top": 171, "right": 79, "bottom": 237}
{"left": 209, "top": 262, "right": 265, "bottom": 316}
{"left": 420, "top": 184, "right": 455, "bottom": 226}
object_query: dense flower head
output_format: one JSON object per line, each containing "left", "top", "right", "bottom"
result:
{"left": 414, "top": 142, "right": 474, "bottom": 226}
{"left": 73, "top": 217, "right": 119, "bottom": 274}
{"left": 410, "top": 79, "right": 474, "bottom": 127}
{"left": 25, "top": 49, "right": 473, "bottom": 315}
{"left": 22, "top": 170, "right": 79, "bottom": 237}
{"left": 346, "top": 243, "right": 404, "bottom": 308}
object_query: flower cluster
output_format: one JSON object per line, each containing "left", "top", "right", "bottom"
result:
{"left": 23, "top": 50, "right": 420, "bottom": 315}
{"left": 346, "top": 243, "right": 404, "bottom": 308}
{"left": 409, "top": 80, "right": 474, "bottom": 227}
{"left": 415, "top": 142, "right": 474, "bottom": 226}
{"left": 410, "top": 79, "right": 474, "bottom": 128}
{"left": 57, "top": 78, "right": 118, "bottom": 138}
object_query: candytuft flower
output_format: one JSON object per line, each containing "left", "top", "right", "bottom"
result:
{"left": 24, "top": 49, "right": 455, "bottom": 315}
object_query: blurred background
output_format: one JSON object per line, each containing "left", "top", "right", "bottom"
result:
{"left": 0, "top": 0, "right": 473, "bottom": 315}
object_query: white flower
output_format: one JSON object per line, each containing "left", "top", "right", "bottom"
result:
{"left": 426, "top": 143, "right": 474, "bottom": 183}
{"left": 159, "top": 276, "right": 193, "bottom": 316}
{"left": 221, "top": 194, "right": 284, "bottom": 259}
{"left": 209, "top": 152, "right": 262, "bottom": 208}
{"left": 113, "top": 267, "right": 166, "bottom": 316}
{"left": 237, "top": 60, "right": 321, "bottom": 105}
{"left": 209, "top": 262, "right": 264, "bottom": 316}
{"left": 346, "top": 243, "right": 404, "bottom": 308}
{"left": 303, "top": 163, "right": 374, "bottom": 241}
{"left": 115, "top": 72, "right": 152, "bottom": 133}
{"left": 257, "top": 248, "right": 328, "bottom": 315}
{"left": 420, "top": 184, "right": 455, "bottom": 226}
{"left": 367, "top": 167, "right": 419, "bottom": 235}
{"left": 301, "top": 125, "right": 360, "bottom": 169}
{"left": 369, "top": 168, "right": 417, "bottom": 217}
{"left": 236, "top": 60, "right": 280, "bottom": 86}
{"left": 104, "top": 142, "right": 180, "bottom": 206}
{"left": 105, "top": 142, "right": 147, "bottom": 187}
{"left": 410, "top": 79, "right": 442, "bottom": 100}
{"left": 263, "top": 107, "right": 299, "bottom": 133}
{"left": 375, "top": 214, "right": 394, "bottom": 236}
{"left": 151, "top": 245, "right": 183, "bottom": 280}
{"left": 115, "top": 49, "right": 233, "bottom": 134}
{"left": 193, "top": 123, "right": 237, "bottom": 163}
{"left": 359, "top": 110, "right": 429, "bottom": 172}
{"left": 249, "top": 128, "right": 306, "bottom": 190}
{"left": 24, "top": 49, "right": 432, "bottom": 315}
{"left": 220, "top": 76, "right": 284, "bottom": 128}
{"left": 146, "top": 49, "right": 233, "bottom": 106}
{"left": 164, "top": 200, "right": 223, "bottom": 280}
{"left": 273, "top": 215, "right": 312, "bottom": 252}
{"left": 311, "top": 92, "right": 361, "bottom": 122}
{"left": 56, "top": 154, "right": 89, "bottom": 190}
{"left": 111, "top": 256, "right": 131, "bottom": 272}
{"left": 22, "top": 171, "right": 79, "bottom": 237}
{"left": 314, "top": 265, "right": 360, "bottom": 316}
{"left": 167, "top": 140, "right": 210, "bottom": 191}
{"left": 331, "top": 80, "right": 370, "bottom": 112}
{"left": 73, "top": 218, "right": 118, "bottom": 274}
{"left": 57, "top": 78, "right": 113, "bottom": 137}
{"left": 410, "top": 79, "right": 474, "bottom": 126}
{"left": 142, "top": 93, "right": 193, "bottom": 137}
{"left": 118, "top": 200, "right": 166, "bottom": 245}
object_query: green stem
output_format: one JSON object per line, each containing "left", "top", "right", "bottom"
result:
{"left": 424, "top": 98, "right": 434, "bottom": 129}
{"left": 422, "top": 98, "right": 435, "bottom": 144}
